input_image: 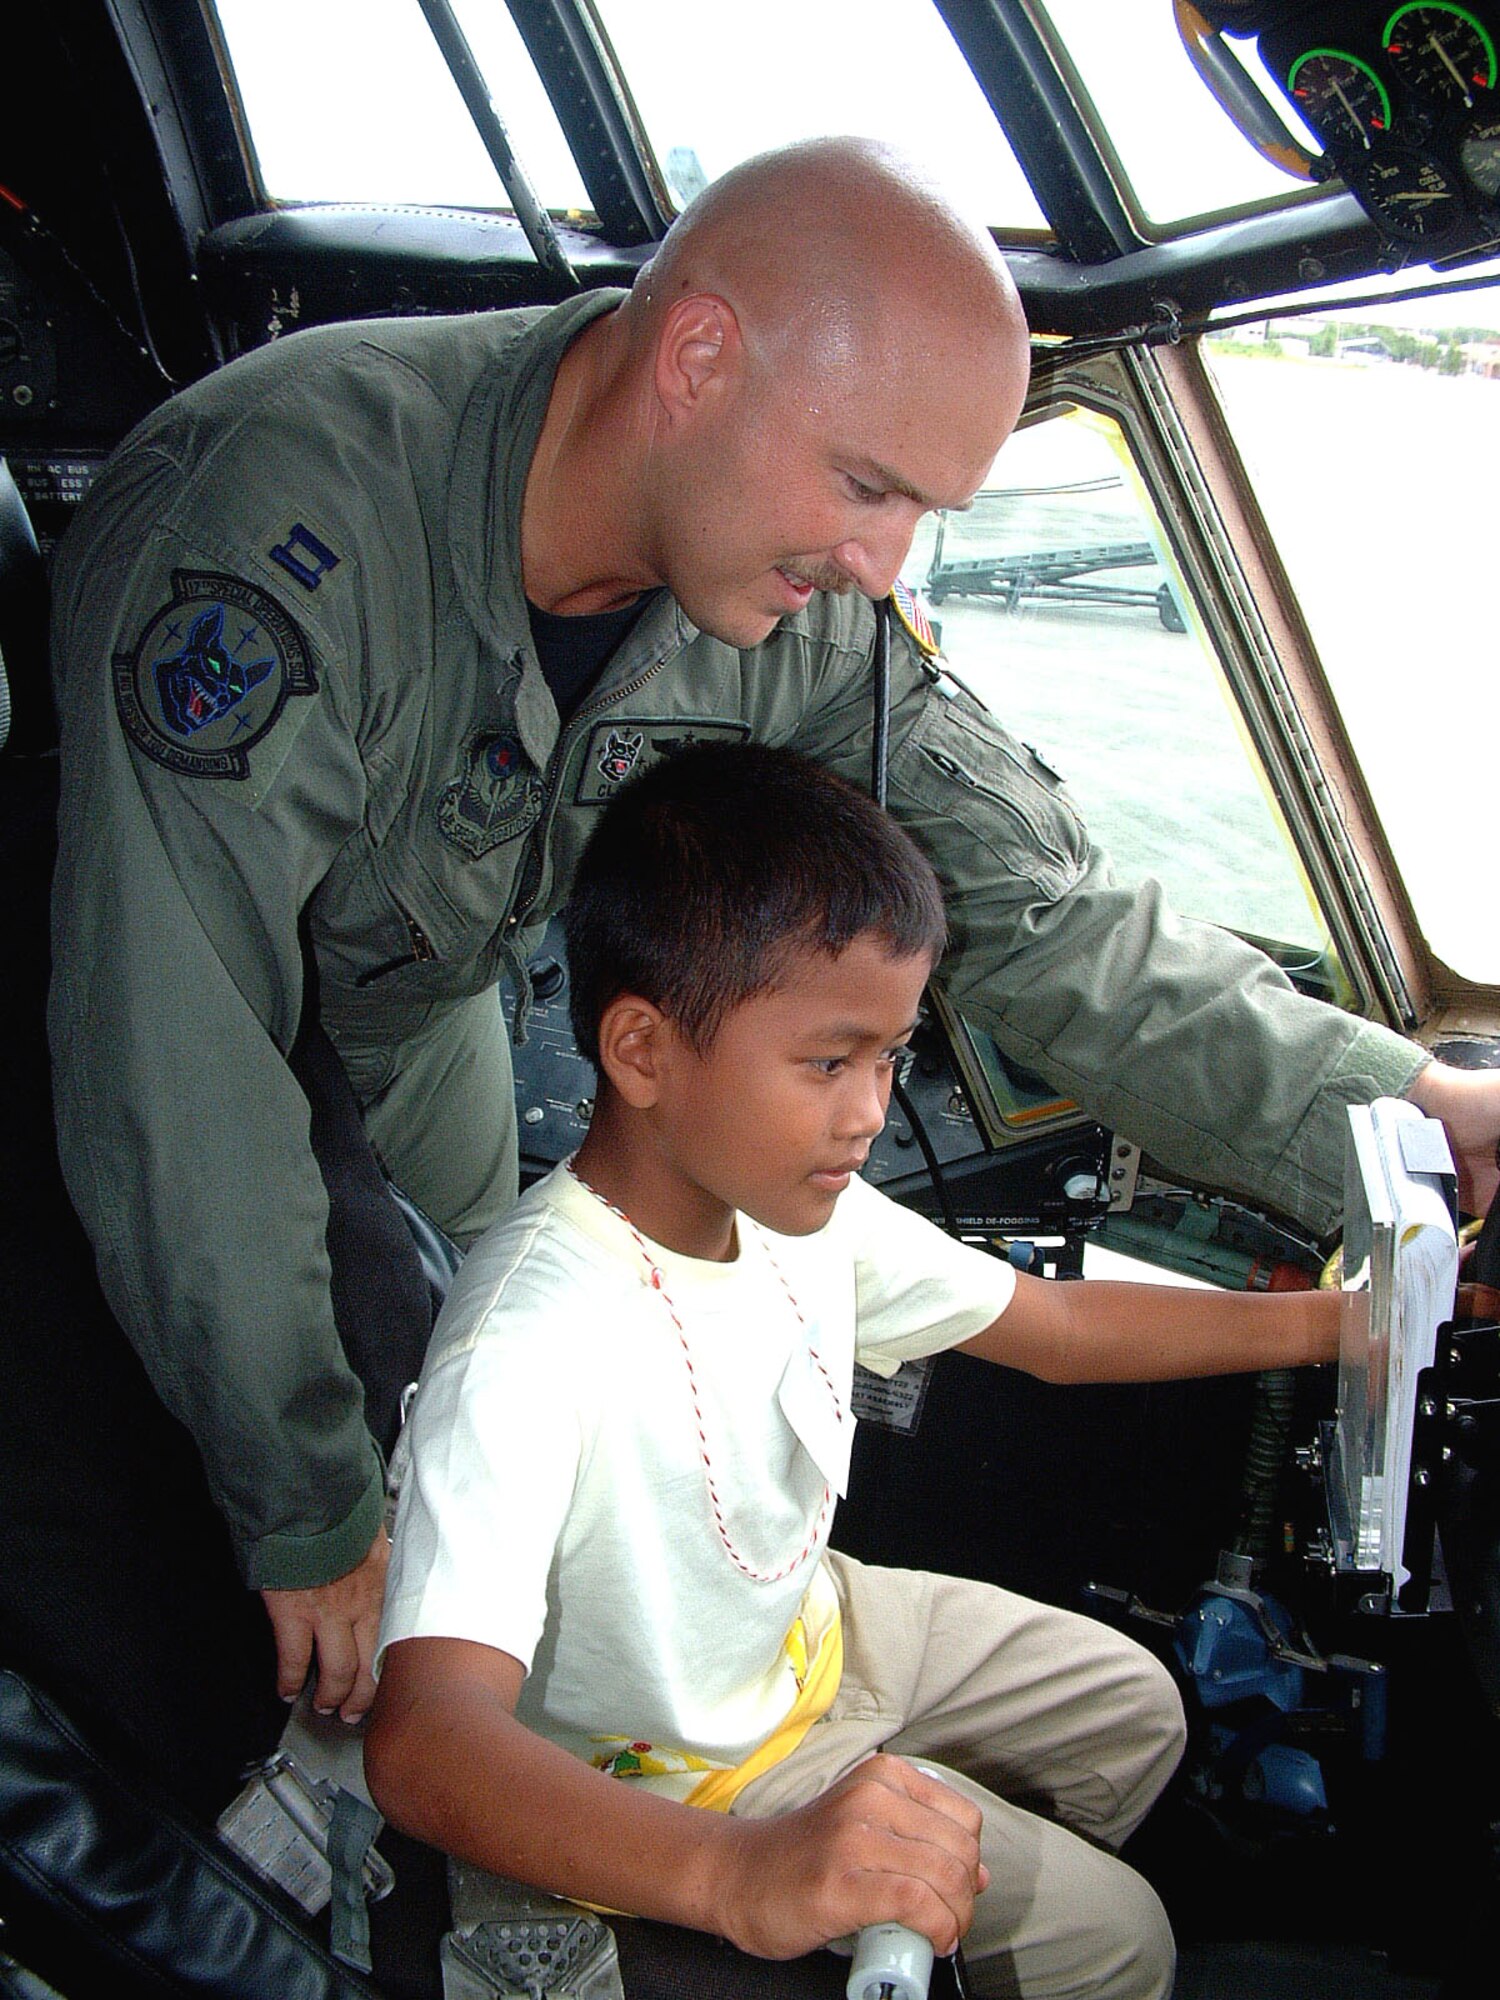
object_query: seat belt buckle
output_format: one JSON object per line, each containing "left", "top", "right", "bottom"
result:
{"left": 216, "top": 1749, "right": 395, "bottom": 1917}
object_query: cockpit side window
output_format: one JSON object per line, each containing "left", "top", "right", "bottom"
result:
{"left": 905, "top": 398, "right": 1344, "bottom": 999}
{"left": 1204, "top": 289, "right": 1500, "bottom": 986}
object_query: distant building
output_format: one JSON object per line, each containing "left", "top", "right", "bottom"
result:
{"left": 1338, "top": 336, "right": 1389, "bottom": 361}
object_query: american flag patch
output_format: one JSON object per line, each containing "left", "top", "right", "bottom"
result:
{"left": 890, "top": 578, "right": 940, "bottom": 660}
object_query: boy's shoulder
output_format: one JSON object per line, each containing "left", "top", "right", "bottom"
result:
{"left": 425, "top": 1163, "right": 629, "bottom": 1367}
{"left": 817, "top": 1167, "right": 939, "bottom": 1264}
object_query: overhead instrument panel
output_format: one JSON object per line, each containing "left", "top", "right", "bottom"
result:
{"left": 1188, "top": 1, "right": 1500, "bottom": 262}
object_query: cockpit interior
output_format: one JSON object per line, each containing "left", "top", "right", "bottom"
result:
{"left": 2, "top": 5, "right": 1499, "bottom": 1998}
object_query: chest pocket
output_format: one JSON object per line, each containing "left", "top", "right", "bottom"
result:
{"left": 314, "top": 836, "right": 519, "bottom": 1009}
{"left": 898, "top": 689, "right": 1088, "bottom": 904}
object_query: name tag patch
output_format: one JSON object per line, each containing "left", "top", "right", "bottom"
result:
{"left": 574, "top": 719, "right": 751, "bottom": 805}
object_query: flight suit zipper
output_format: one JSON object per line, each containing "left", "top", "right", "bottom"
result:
{"left": 498, "top": 651, "right": 675, "bottom": 1034}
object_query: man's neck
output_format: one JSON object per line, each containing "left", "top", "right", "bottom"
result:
{"left": 521, "top": 307, "right": 660, "bottom": 616}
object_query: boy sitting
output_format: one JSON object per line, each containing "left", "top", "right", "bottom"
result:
{"left": 366, "top": 744, "right": 1340, "bottom": 1999}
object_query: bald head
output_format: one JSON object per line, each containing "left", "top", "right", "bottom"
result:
{"left": 531, "top": 139, "right": 1030, "bottom": 640}
{"left": 627, "top": 137, "right": 1028, "bottom": 406}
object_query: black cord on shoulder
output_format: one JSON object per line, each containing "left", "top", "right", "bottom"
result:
{"left": 872, "top": 594, "right": 892, "bottom": 808}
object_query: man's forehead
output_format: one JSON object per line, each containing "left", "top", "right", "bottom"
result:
{"left": 794, "top": 351, "right": 1018, "bottom": 508}
{"left": 746, "top": 312, "right": 1018, "bottom": 511}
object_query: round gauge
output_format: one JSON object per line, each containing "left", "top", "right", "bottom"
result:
{"left": 1288, "top": 49, "right": 1392, "bottom": 147}
{"left": 1360, "top": 147, "right": 1463, "bottom": 238}
{"left": 1460, "top": 108, "right": 1500, "bottom": 196}
{"left": 1384, "top": 3, "right": 1497, "bottom": 108}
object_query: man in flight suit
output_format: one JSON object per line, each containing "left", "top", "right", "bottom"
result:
{"left": 48, "top": 137, "right": 1500, "bottom": 1733}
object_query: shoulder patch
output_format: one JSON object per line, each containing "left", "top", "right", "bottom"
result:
{"left": 889, "top": 578, "right": 940, "bottom": 661}
{"left": 113, "top": 571, "right": 318, "bottom": 780}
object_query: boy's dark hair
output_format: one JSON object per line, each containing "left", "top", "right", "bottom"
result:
{"left": 564, "top": 744, "right": 947, "bottom": 1066}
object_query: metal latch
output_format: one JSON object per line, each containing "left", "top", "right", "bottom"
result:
{"left": 217, "top": 1749, "right": 395, "bottom": 1918}
{"left": 442, "top": 1862, "right": 624, "bottom": 2000}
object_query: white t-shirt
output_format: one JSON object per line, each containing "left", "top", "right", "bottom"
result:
{"left": 378, "top": 1164, "right": 1015, "bottom": 1793}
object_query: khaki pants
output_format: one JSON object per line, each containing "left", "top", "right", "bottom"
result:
{"left": 733, "top": 1551, "right": 1183, "bottom": 2000}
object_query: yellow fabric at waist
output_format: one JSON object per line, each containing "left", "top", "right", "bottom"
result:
{"left": 567, "top": 1606, "right": 844, "bottom": 1917}
{"left": 681, "top": 1608, "right": 843, "bottom": 1813}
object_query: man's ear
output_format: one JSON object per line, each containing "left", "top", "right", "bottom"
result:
{"left": 653, "top": 293, "right": 741, "bottom": 420}
{"left": 596, "top": 994, "right": 675, "bottom": 1108}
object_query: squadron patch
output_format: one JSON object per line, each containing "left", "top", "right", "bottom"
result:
{"left": 574, "top": 719, "right": 751, "bottom": 805}
{"left": 114, "top": 571, "right": 318, "bottom": 780}
{"left": 438, "top": 731, "right": 544, "bottom": 857}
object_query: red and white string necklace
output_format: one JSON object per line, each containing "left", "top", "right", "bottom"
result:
{"left": 566, "top": 1158, "right": 844, "bottom": 1585}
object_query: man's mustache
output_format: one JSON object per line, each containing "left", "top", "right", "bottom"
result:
{"left": 782, "top": 562, "right": 857, "bottom": 594}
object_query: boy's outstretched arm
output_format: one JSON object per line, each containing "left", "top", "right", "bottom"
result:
{"left": 956, "top": 1271, "right": 1340, "bottom": 1383}
{"left": 366, "top": 1635, "right": 987, "bottom": 1960}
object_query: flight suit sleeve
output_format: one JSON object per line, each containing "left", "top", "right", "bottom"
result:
{"left": 47, "top": 445, "right": 384, "bottom": 1591}
{"left": 789, "top": 608, "right": 1425, "bottom": 1240}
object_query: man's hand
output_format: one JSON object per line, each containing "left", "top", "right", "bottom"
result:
{"left": 1407, "top": 1062, "right": 1500, "bottom": 1219}
{"left": 260, "top": 1530, "right": 390, "bottom": 1724}
{"left": 714, "top": 1755, "right": 987, "bottom": 1962}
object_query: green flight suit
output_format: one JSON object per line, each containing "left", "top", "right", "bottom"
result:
{"left": 48, "top": 289, "right": 1423, "bottom": 1592}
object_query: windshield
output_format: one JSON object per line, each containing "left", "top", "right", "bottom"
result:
{"left": 589, "top": 0, "right": 1042, "bottom": 224}
{"left": 213, "top": 0, "right": 591, "bottom": 211}
{"left": 1037, "top": 1, "right": 1322, "bottom": 228}
{"left": 208, "top": 0, "right": 1322, "bottom": 233}
{"left": 210, "top": 0, "right": 1043, "bottom": 224}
